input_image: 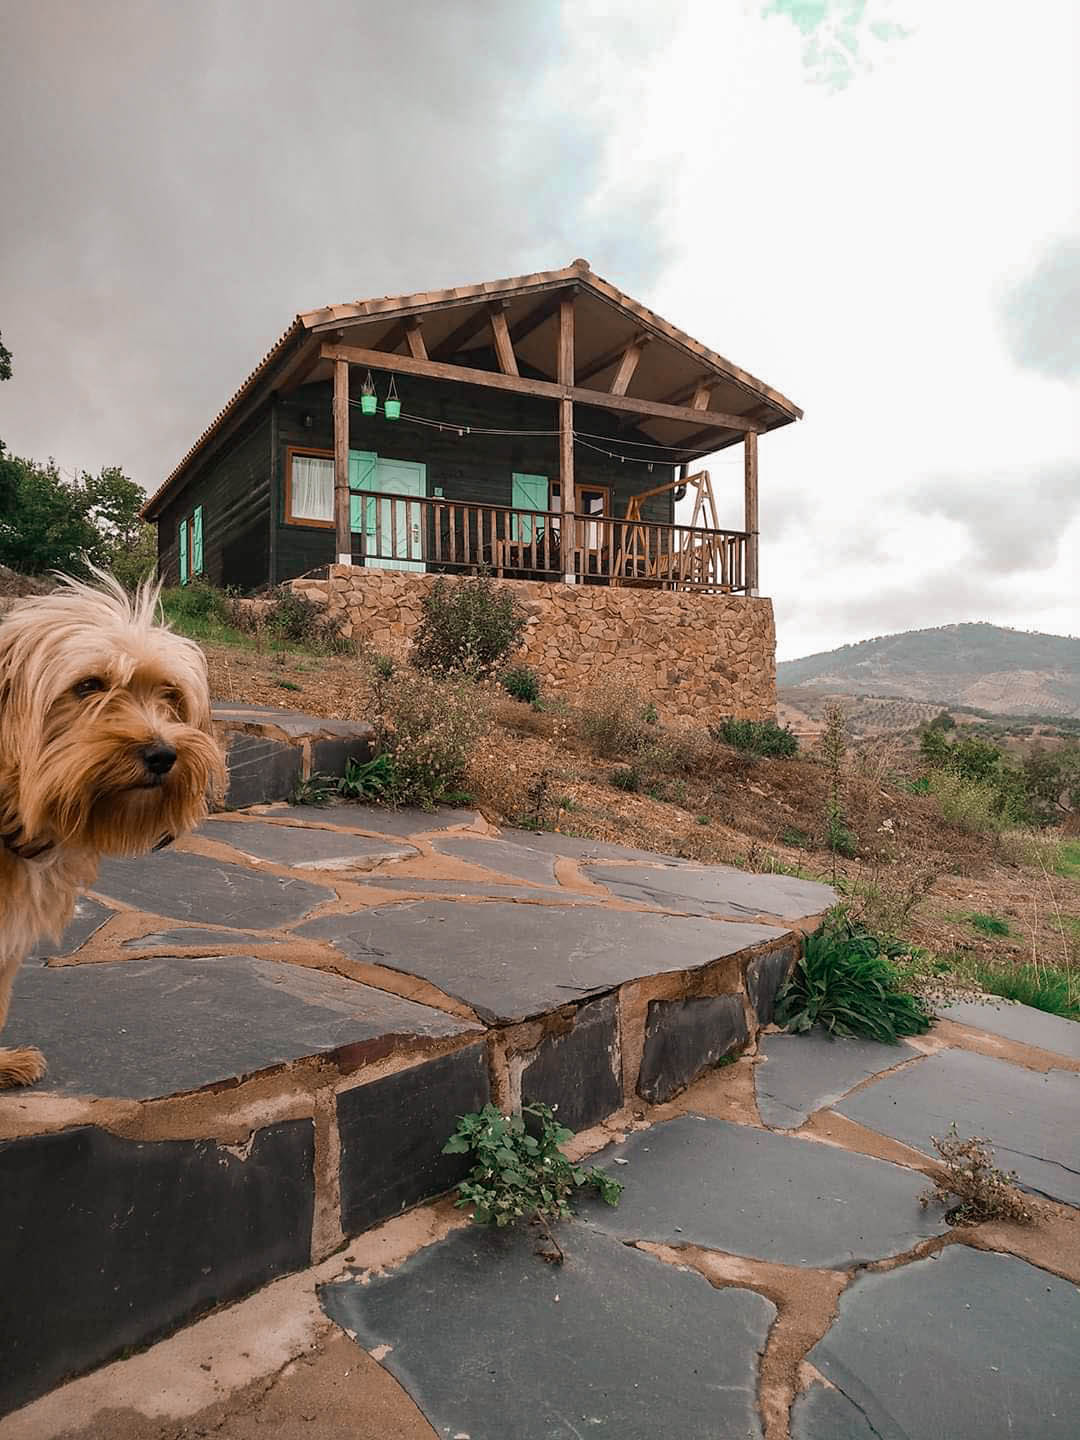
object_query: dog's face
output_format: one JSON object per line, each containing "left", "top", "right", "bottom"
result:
{"left": 0, "top": 573, "right": 225, "bottom": 856}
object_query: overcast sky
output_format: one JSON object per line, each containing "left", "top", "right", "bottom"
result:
{"left": 1, "top": 0, "right": 1076, "bottom": 658}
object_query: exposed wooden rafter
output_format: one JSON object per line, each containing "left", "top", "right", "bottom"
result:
{"left": 489, "top": 302, "right": 519, "bottom": 377}
{"left": 691, "top": 380, "right": 714, "bottom": 411}
{"left": 609, "top": 335, "right": 648, "bottom": 396}
{"left": 405, "top": 318, "right": 428, "bottom": 361}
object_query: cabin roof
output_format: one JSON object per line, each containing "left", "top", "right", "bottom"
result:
{"left": 144, "top": 258, "right": 801, "bottom": 519}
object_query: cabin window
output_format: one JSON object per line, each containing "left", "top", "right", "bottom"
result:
{"left": 286, "top": 447, "right": 335, "bottom": 526}
{"left": 177, "top": 505, "right": 204, "bottom": 584}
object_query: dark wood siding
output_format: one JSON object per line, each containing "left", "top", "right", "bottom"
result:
{"left": 273, "top": 372, "right": 678, "bottom": 585}
{"left": 157, "top": 371, "right": 690, "bottom": 591}
{"left": 157, "top": 406, "right": 271, "bottom": 589}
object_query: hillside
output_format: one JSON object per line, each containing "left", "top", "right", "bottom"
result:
{"left": 777, "top": 623, "right": 1080, "bottom": 717}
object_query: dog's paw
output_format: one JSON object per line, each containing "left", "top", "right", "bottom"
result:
{"left": 0, "top": 1046, "right": 47, "bottom": 1088}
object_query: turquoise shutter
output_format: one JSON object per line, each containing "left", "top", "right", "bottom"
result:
{"left": 192, "top": 506, "right": 204, "bottom": 575}
{"left": 178, "top": 519, "right": 188, "bottom": 585}
{"left": 348, "top": 450, "right": 378, "bottom": 538}
{"left": 511, "top": 473, "right": 548, "bottom": 542}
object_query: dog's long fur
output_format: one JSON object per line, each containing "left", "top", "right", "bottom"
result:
{"left": 0, "top": 571, "right": 225, "bottom": 1086}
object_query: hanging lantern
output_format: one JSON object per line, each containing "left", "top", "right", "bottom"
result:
{"left": 384, "top": 375, "right": 401, "bottom": 420}
{"left": 360, "top": 371, "right": 378, "bottom": 416}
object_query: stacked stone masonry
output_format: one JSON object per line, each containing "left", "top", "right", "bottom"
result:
{"left": 293, "top": 567, "right": 777, "bottom": 723}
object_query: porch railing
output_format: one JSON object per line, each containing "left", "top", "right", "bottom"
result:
{"left": 349, "top": 491, "right": 748, "bottom": 592}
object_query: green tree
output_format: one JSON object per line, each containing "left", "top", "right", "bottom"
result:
{"left": 0, "top": 453, "right": 99, "bottom": 575}
{"left": 0, "top": 330, "right": 11, "bottom": 383}
{"left": 0, "top": 454, "right": 153, "bottom": 583}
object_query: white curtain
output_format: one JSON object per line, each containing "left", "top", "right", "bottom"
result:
{"left": 292, "top": 455, "right": 333, "bottom": 521}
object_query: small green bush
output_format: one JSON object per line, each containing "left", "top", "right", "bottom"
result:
{"left": 501, "top": 665, "right": 541, "bottom": 704}
{"left": 262, "top": 588, "right": 351, "bottom": 655}
{"left": 610, "top": 765, "right": 641, "bottom": 793}
{"left": 775, "top": 916, "right": 933, "bottom": 1043}
{"left": 929, "top": 771, "right": 1007, "bottom": 834}
{"left": 371, "top": 652, "right": 396, "bottom": 680}
{"left": 443, "top": 1102, "right": 622, "bottom": 1261}
{"left": 711, "top": 716, "right": 798, "bottom": 758}
{"left": 412, "top": 571, "right": 527, "bottom": 677}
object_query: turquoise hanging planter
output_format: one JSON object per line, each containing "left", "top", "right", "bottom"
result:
{"left": 360, "top": 371, "right": 377, "bottom": 415}
{"left": 384, "top": 376, "right": 401, "bottom": 420}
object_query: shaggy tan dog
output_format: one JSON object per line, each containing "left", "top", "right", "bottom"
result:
{"left": 0, "top": 572, "right": 225, "bottom": 1087}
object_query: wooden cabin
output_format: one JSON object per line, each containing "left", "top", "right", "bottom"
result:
{"left": 144, "top": 259, "right": 801, "bottom": 596}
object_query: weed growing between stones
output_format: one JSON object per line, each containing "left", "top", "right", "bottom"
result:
{"left": 443, "top": 1103, "right": 623, "bottom": 1264}
{"left": 775, "top": 913, "right": 933, "bottom": 1042}
{"left": 339, "top": 752, "right": 397, "bottom": 803}
{"left": 921, "top": 1125, "right": 1035, "bottom": 1225}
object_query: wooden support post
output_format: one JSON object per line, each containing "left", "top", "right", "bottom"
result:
{"left": 558, "top": 295, "right": 575, "bottom": 584}
{"left": 744, "top": 430, "right": 759, "bottom": 595}
{"left": 333, "top": 358, "right": 351, "bottom": 565}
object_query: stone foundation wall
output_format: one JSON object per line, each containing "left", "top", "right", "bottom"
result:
{"left": 295, "top": 567, "right": 777, "bottom": 723}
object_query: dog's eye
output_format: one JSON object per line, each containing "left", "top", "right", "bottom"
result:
{"left": 74, "top": 676, "right": 106, "bottom": 699}
{"left": 161, "top": 685, "right": 185, "bottom": 713}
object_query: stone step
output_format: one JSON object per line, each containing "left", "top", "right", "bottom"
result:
{"left": 0, "top": 816, "right": 832, "bottom": 1417}
{"left": 212, "top": 703, "right": 374, "bottom": 807}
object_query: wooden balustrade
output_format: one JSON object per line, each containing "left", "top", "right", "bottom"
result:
{"left": 348, "top": 491, "right": 748, "bottom": 593}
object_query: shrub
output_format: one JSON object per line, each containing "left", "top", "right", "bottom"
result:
{"left": 921, "top": 1125, "right": 1034, "bottom": 1225}
{"left": 412, "top": 571, "right": 526, "bottom": 677}
{"left": 261, "top": 587, "right": 351, "bottom": 655}
{"left": 579, "top": 678, "right": 652, "bottom": 759}
{"left": 775, "top": 915, "right": 933, "bottom": 1043}
{"left": 610, "top": 765, "right": 641, "bottom": 792}
{"left": 443, "top": 1102, "right": 623, "bottom": 1263}
{"left": 501, "top": 664, "right": 541, "bottom": 704}
{"left": 711, "top": 716, "right": 798, "bottom": 758}
{"left": 371, "top": 666, "right": 490, "bottom": 809}
{"left": 929, "top": 771, "right": 1006, "bottom": 835}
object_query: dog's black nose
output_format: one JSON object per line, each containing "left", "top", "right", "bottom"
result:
{"left": 141, "top": 741, "right": 177, "bottom": 777}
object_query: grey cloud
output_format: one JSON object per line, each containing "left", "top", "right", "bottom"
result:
{"left": 0, "top": 0, "right": 673, "bottom": 491}
{"left": 911, "top": 463, "right": 1080, "bottom": 574}
{"left": 999, "top": 235, "right": 1080, "bottom": 380}
{"left": 777, "top": 566, "right": 1066, "bottom": 648}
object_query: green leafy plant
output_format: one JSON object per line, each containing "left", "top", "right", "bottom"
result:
{"left": 920, "top": 1124, "right": 1034, "bottom": 1225}
{"left": 775, "top": 916, "right": 933, "bottom": 1043}
{"left": 610, "top": 765, "right": 641, "bottom": 793}
{"left": 443, "top": 1102, "right": 623, "bottom": 1263}
{"left": 290, "top": 773, "right": 336, "bottom": 807}
{"left": 371, "top": 652, "right": 396, "bottom": 680}
{"left": 412, "top": 570, "right": 527, "bottom": 677}
{"left": 711, "top": 716, "right": 798, "bottom": 758}
{"left": 261, "top": 587, "right": 352, "bottom": 656}
{"left": 339, "top": 752, "right": 397, "bottom": 802}
{"left": 501, "top": 664, "right": 541, "bottom": 704}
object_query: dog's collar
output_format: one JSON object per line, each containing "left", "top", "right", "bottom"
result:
{"left": 0, "top": 829, "right": 55, "bottom": 860}
{"left": 0, "top": 831, "right": 173, "bottom": 859}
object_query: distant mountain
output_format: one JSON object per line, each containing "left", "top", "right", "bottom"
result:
{"left": 777, "top": 623, "right": 1080, "bottom": 717}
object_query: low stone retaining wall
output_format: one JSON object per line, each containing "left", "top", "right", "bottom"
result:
{"left": 294, "top": 567, "right": 777, "bottom": 723}
{"left": 213, "top": 703, "right": 374, "bottom": 807}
